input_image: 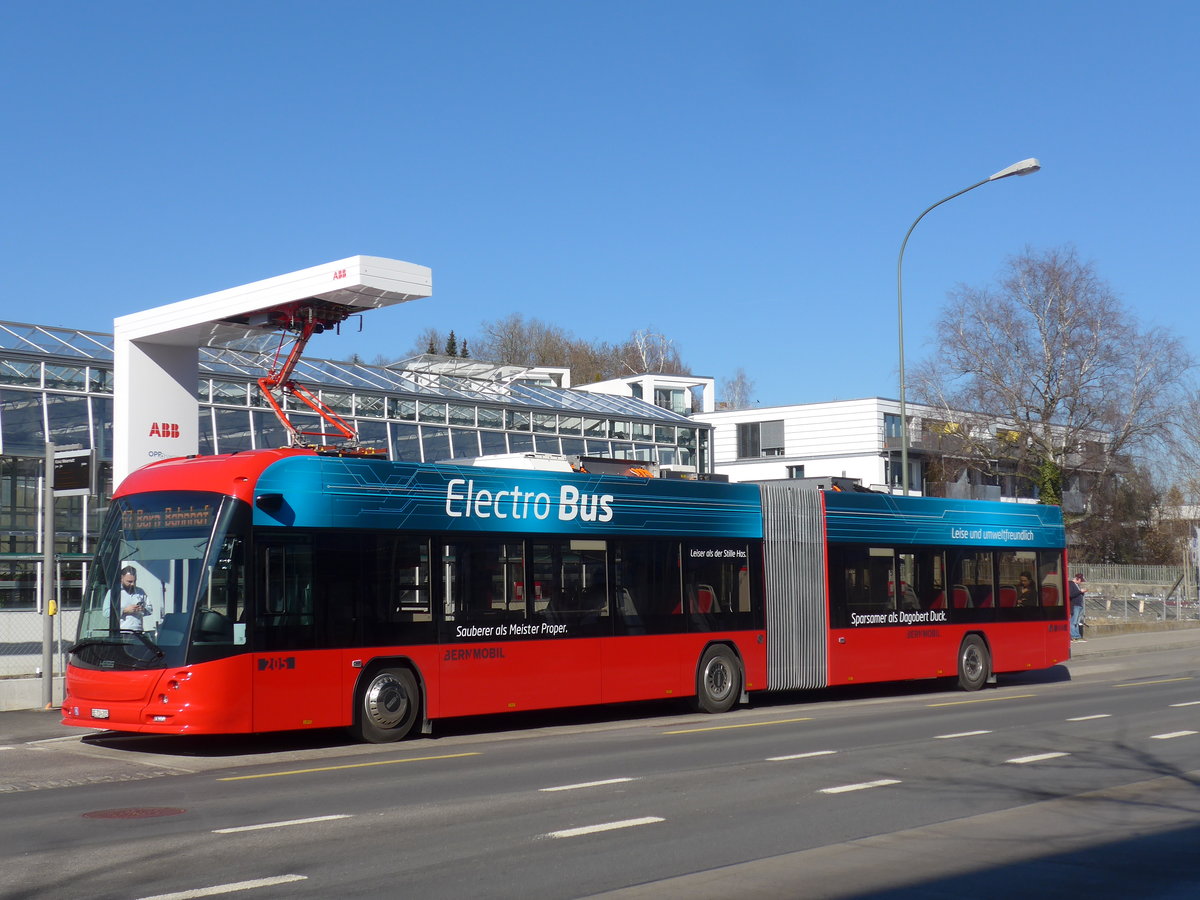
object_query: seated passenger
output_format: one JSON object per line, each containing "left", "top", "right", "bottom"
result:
{"left": 1015, "top": 571, "right": 1039, "bottom": 607}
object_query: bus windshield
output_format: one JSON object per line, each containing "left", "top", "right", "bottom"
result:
{"left": 72, "top": 491, "right": 248, "bottom": 670}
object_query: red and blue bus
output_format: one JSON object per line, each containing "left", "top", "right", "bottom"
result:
{"left": 62, "top": 448, "right": 1068, "bottom": 742}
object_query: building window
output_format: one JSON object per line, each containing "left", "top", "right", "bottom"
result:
{"left": 654, "top": 387, "right": 687, "bottom": 415}
{"left": 787, "top": 465, "right": 805, "bottom": 479}
{"left": 736, "top": 420, "right": 784, "bottom": 459}
{"left": 884, "top": 413, "right": 902, "bottom": 439}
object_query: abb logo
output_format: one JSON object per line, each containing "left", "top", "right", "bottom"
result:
{"left": 148, "top": 422, "right": 181, "bottom": 438}
{"left": 332, "top": 268, "right": 347, "bottom": 280}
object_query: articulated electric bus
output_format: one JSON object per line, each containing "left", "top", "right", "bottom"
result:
{"left": 62, "top": 448, "right": 1068, "bottom": 742}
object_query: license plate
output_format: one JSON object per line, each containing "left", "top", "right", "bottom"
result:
{"left": 90, "top": 708, "right": 110, "bottom": 720}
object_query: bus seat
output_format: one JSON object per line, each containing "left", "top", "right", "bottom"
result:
{"left": 976, "top": 589, "right": 994, "bottom": 608}
{"left": 999, "top": 586, "right": 1017, "bottom": 607}
{"left": 1042, "top": 585, "right": 1060, "bottom": 606}
{"left": 952, "top": 585, "right": 971, "bottom": 608}
{"left": 929, "top": 591, "right": 946, "bottom": 610}
{"left": 696, "top": 584, "right": 718, "bottom": 614}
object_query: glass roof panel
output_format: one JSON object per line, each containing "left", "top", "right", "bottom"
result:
{"left": 0, "top": 320, "right": 693, "bottom": 422}
{"left": 0, "top": 321, "right": 113, "bottom": 359}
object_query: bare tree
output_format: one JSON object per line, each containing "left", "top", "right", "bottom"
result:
{"left": 1167, "top": 393, "right": 1200, "bottom": 502}
{"left": 472, "top": 316, "right": 689, "bottom": 382}
{"left": 617, "top": 328, "right": 684, "bottom": 375}
{"left": 720, "top": 368, "right": 755, "bottom": 409}
{"left": 910, "top": 246, "right": 1192, "bottom": 521}
{"left": 473, "top": 314, "right": 572, "bottom": 367}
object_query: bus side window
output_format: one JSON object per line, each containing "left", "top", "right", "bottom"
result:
{"left": 613, "top": 540, "right": 683, "bottom": 636}
{"left": 258, "top": 540, "right": 315, "bottom": 650}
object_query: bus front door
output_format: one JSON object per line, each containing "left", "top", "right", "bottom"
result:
{"left": 251, "top": 539, "right": 346, "bottom": 731}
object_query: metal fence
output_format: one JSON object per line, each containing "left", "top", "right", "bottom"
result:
{"left": 0, "top": 558, "right": 83, "bottom": 681}
{"left": 0, "top": 609, "right": 79, "bottom": 680}
{"left": 1074, "top": 563, "right": 1199, "bottom": 624}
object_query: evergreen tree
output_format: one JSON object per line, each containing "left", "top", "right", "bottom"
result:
{"left": 445, "top": 330, "right": 458, "bottom": 356}
{"left": 460, "top": 339, "right": 470, "bottom": 359}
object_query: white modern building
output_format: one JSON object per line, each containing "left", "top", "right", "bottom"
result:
{"left": 694, "top": 397, "right": 1085, "bottom": 506}
{"left": 695, "top": 398, "right": 909, "bottom": 491}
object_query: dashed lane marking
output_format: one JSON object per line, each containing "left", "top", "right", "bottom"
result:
{"left": 767, "top": 750, "right": 837, "bottom": 761}
{"left": 213, "top": 814, "right": 351, "bottom": 834}
{"left": 663, "top": 717, "right": 812, "bottom": 735}
{"left": 136, "top": 874, "right": 307, "bottom": 899}
{"left": 1006, "top": 752, "right": 1070, "bottom": 764}
{"left": 1113, "top": 677, "right": 1194, "bottom": 688}
{"left": 540, "top": 778, "right": 635, "bottom": 792}
{"left": 819, "top": 779, "right": 901, "bottom": 794}
{"left": 545, "top": 817, "right": 664, "bottom": 838}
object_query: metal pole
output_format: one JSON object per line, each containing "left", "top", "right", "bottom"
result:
{"left": 896, "top": 159, "right": 1041, "bottom": 496}
{"left": 897, "top": 179, "right": 989, "bottom": 495}
{"left": 42, "top": 442, "right": 56, "bottom": 710}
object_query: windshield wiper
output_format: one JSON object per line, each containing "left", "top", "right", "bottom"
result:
{"left": 120, "top": 629, "right": 166, "bottom": 659}
{"left": 68, "top": 637, "right": 114, "bottom": 655}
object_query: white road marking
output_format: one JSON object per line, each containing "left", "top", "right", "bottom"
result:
{"left": 1066, "top": 714, "right": 1111, "bottom": 721}
{"left": 540, "top": 777, "right": 636, "bottom": 792}
{"left": 767, "top": 750, "right": 837, "bottom": 761}
{"left": 1006, "top": 752, "right": 1070, "bottom": 764}
{"left": 1150, "top": 731, "right": 1197, "bottom": 740}
{"left": 546, "top": 817, "right": 664, "bottom": 838}
{"left": 934, "top": 730, "right": 992, "bottom": 739}
{"left": 25, "top": 734, "right": 100, "bottom": 745}
{"left": 1169, "top": 701, "right": 1200, "bottom": 707}
{"left": 212, "top": 814, "right": 351, "bottom": 834}
{"left": 819, "top": 779, "right": 901, "bottom": 794}
{"left": 136, "top": 874, "right": 307, "bottom": 899}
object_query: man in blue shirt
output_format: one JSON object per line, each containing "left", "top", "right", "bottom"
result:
{"left": 1069, "top": 573, "right": 1086, "bottom": 642}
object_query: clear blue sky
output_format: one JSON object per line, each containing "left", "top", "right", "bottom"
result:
{"left": 2, "top": 1, "right": 1196, "bottom": 407}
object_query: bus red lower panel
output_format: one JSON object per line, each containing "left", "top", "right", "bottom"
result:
{"left": 435, "top": 639, "right": 603, "bottom": 718}
{"left": 429, "top": 631, "right": 766, "bottom": 720}
{"left": 62, "top": 657, "right": 255, "bottom": 734}
{"left": 826, "top": 623, "right": 1068, "bottom": 687}
{"left": 63, "top": 631, "right": 771, "bottom": 737}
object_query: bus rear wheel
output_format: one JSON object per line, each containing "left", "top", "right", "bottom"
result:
{"left": 355, "top": 667, "right": 420, "bottom": 743}
{"left": 957, "top": 636, "right": 990, "bottom": 692}
{"left": 691, "top": 645, "right": 741, "bottom": 714}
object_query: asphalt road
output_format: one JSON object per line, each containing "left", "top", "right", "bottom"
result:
{"left": 1, "top": 632, "right": 1198, "bottom": 899}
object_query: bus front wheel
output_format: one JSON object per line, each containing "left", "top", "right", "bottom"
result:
{"left": 355, "top": 667, "right": 420, "bottom": 743}
{"left": 691, "top": 645, "right": 741, "bottom": 714}
{"left": 957, "top": 636, "right": 990, "bottom": 692}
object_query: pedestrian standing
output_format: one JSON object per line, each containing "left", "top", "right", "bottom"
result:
{"left": 1069, "top": 573, "right": 1087, "bottom": 641}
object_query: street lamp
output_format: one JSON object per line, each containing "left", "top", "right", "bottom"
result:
{"left": 895, "top": 158, "right": 1041, "bottom": 495}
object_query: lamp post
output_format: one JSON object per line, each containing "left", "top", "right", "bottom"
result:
{"left": 896, "top": 158, "right": 1041, "bottom": 495}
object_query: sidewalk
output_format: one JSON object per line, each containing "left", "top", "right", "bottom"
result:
{"left": 1068, "top": 622, "right": 1200, "bottom": 659}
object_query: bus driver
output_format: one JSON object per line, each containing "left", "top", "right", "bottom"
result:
{"left": 114, "top": 565, "right": 154, "bottom": 631}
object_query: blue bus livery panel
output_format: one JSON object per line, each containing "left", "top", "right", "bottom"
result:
{"left": 251, "top": 455, "right": 765, "bottom": 539}
{"left": 823, "top": 492, "right": 1065, "bottom": 549}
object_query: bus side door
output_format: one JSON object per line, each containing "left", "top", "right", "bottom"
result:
{"left": 252, "top": 537, "right": 346, "bottom": 731}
